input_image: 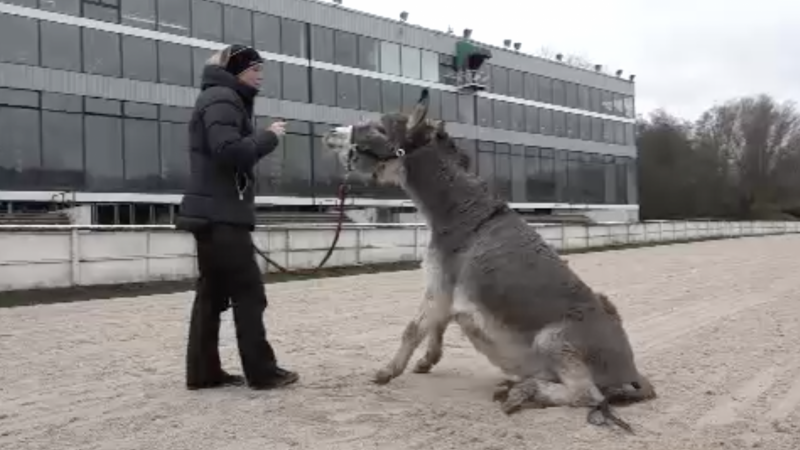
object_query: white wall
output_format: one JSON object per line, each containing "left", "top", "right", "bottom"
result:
{"left": 1, "top": 220, "right": 799, "bottom": 292}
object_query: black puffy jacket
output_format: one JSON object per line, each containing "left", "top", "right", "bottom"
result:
{"left": 177, "top": 64, "right": 279, "bottom": 229}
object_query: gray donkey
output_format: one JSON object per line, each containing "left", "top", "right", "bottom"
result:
{"left": 321, "top": 89, "right": 656, "bottom": 433}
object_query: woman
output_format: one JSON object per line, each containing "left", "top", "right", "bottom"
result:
{"left": 176, "top": 44, "right": 298, "bottom": 391}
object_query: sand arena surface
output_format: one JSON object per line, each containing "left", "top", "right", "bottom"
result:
{"left": 2, "top": 235, "right": 800, "bottom": 450}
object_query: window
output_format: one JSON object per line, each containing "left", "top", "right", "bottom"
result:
{"left": 601, "top": 90, "right": 614, "bottom": 114}
{"left": 42, "top": 110, "right": 84, "bottom": 189}
{"left": 85, "top": 97, "right": 121, "bottom": 116}
{"left": 476, "top": 97, "right": 492, "bottom": 128}
{"left": 223, "top": 5, "right": 253, "bottom": 46}
{"left": 552, "top": 111, "right": 566, "bottom": 137}
{"left": 441, "top": 91, "right": 458, "bottom": 122}
{"left": 579, "top": 115, "right": 591, "bottom": 141}
{"left": 310, "top": 25, "right": 334, "bottom": 63}
{"left": 591, "top": 118, "right": 603, "bottom": 142}
{"left": 625, "top": 123, "right": 635, "bottom": 146}
{"left": 381, "top": 81, "right": 401, "bottom": 113}
{"left": 261, "top": 60, "right": 282, "bottom": 99}
{"left": 5, "top": 0, "right": 37, "bottom": 6}
{"left": 508, "top": 70, "right": 523, "bottom": 99}
{"left": 614, "top": 121, "right": 625, "bottom": 145}
{"left": 336, "top": 73, "right": 359, "bottom": 110}
{"left": 358, "top": 36, "right": 380, "bottom": 72}
{"left": 565, "top": 113, "right": 578, "bottom": 139}
{"left": 590, "top": 88, "right": 601, "bottom": 112}
{"left": 493, "top": 100, "right": 509, "bottom": 130}
{"left": 615, "top": 158, "right": 629, "bottom": 204}
{"left": 282, "top": 63, "right": 309, "bottom": 103}
{"left": 124, "top": 101, "right": 158, "bottom": 119}
{"left": 121, "top": 0, "right": 156, "bottom": 29}
{"left": 578, "top": 85, "right": 590, "bottom": 110}
{"left": 494, "top": 143, "right": 511, "bottom": 200}
{"left": 401, "top": 46, "right": 421, "bottom": 79}
{"left": 83, "top": 29, "right": 121, "bottom": 77}
{"left": 253, "top": 12, "right": 281, "bottom": 54}
{"left": 490, "top": 65, "right": 508, "bottom": 96}
{"left": 192, "top": 47, "right": 214, "bottom": 88}
{"left": 603, "top": 119, "right": 614, "bottom": 143}
{"left": 158, "top": 0, "right": 190, "bottom": 36}
{"left": 426, "top": 89, "right": 441, "bottom": 120}
{"left": 40, "top": 0, "right": 80, "bottom": 15}
{"left": 83, "top": 0, "right": 119, "bottom": 23}
{"left": 159, "top": 106, "right": 191, "bottom": 190}
{"left": 613, "top": 93, "right": 625, "bottom": 116}
{"left": 380, "top": 41, "right": 401, "bottom": 76}
{"left": 510, "top": 145, "right": 525, "bottom": 202}
{"left": 158, "top": 42, "right": 192, "bottom": 86}
{"left": 554, "top": 150, "right": 568, "bottom": 202}
{"left": 457, "top": 93, "right": 474, "bottom": 125}
{"left": 523, "top": 73, "right": 538, "bottom": 101}
{"left": 421, "top": 50, "right": 439, "bottom": 82}
{"left": 42, "top": 92, "right": 81, "bottom": 112}
{"left": 85, "top": 115, "right": 124, "bottom": 191}
{"left": 122, "top": 36, "right": 158, "bottom": 82}
{"left": 477, "top": 141, "right": 495, "bottom": 185}
{"left": 281, "top": 18, "right": 306, "bottom": 58}
{"left": 527, "top": 147, "right": 556, "bottom": 202}
{"left": 334, "top": 31, "right": 358, "bottom": 68}
{"left": 537, "top": 77, "right": 552, "bottom": 104}
{"left": 539, "top": 108, "right": 553, "bottom": 135}
{"left": 402, "top": 84, "right": 423, "bottom": 113}
{"left": 0, "top": 15, "right": 39, "bottom": 65}
{"left": 40, "top": 21, "right": 81, "bottom": 72}
{"left": 509, "top": 103, "right": 525, "bottom": 132}
{"left": 311, "top": 69, "right": 336, "bottom": 106}
{"left": 312, "top": 124, "right": 343, "bottom": 197}
{"left": 565, "top": 82, "right": 579, "bottom": 108}
{"left": 525, "top": 106, "right": 539, "bottom": 134}
{"left": 192, "top": 0, "right": 222, "bottom": 42}
{"left": 360, "top": 77, "right": 381, "bottom": 112}
{"left": 0, "top": 107, "right": 42, "bottom": 189}
{"left": 280, "top": 133, "right": 313, "bottom": 196}
{"left": 623, "top": 96, "right": 635, "bottom": 118}
{"left": 123, "top": 118, "right": 160, "bottom": 190}
{"left": 551, "top": 80, "right": 566, "bottom": 106}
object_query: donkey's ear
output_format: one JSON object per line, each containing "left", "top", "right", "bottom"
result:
{"left": 407, "top": 88, "right": 430, "bottom": 131}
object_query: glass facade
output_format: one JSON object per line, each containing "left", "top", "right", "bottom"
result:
{"left": 0, "top": 0, "right": 637, "bottom": 217}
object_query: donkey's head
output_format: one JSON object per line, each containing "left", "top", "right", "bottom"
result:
{"left": 322, "top": 88, "right": 465, "bottom": 185}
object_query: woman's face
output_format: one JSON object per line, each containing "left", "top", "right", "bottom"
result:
{"left": 238, "top": 63, "right": 263, "bottom": 90}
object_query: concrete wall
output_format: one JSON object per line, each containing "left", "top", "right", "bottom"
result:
{"left": 1, "top": 221, "right": 799, "bottom": 292}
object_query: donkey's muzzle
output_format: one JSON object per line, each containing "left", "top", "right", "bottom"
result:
{"left": 322, "top": 126, "right": 354, "bottom": 152}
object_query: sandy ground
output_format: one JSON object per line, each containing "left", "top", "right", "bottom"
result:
{"left": 2, "top": 235, "right": 800, "bottom": 450}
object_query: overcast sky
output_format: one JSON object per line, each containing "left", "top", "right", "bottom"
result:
{"left": 338, "top": 0, "right": 800, "bottom": 122}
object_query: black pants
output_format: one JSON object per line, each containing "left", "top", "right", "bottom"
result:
{"left": 186, "top": 223, "right": 278, "bottom": 386}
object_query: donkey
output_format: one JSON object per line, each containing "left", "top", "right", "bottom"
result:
{"left": 321, "top": 89, "right": 656, "bottom": 433}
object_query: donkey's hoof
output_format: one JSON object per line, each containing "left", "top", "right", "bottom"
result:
{"left": 373, "top": 368, "right": 395, "bottom": 385}
{"left": 412, "top": 359, "right": 433, "bottom": 374}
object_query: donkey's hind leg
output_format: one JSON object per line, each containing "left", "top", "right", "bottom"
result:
{"left": 412, "top": 317, "right": 450, "bottom": 374}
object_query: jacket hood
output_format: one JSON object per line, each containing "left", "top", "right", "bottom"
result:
{"left": 200, "top": 65, "right": 259, "bottom": 105}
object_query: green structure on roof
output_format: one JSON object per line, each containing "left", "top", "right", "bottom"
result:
{"left": 455, "top": 39, "right": 492, "bottom": 71}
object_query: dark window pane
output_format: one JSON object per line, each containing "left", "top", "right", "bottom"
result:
{"left": 85, "top": 97, "right": 121, "bottom": 116}
{"left": 83, "top": 0, "right": 119, "bottom": 23}
{"left": 493, "top": 100, "right": 509, "bottom": 130}
{"left": 552, "top": 111, "right": 566, "bottom": 137}
{"left": 4, "top": 0, "right": 37, "bottom": 6}
{"left": 510, "top": 145, "right": 525, "bottom": 202}
{"left": 613, "top": 92, "right": 625, "bottom": 116}
{"left": 42, "top": 92, "right": 81, "bottom": 112}
{"left": 614, "top": 121, "right": 625, "bottom": 145}
{"left": 537, "top": 77, "right": 552, "bottom": 103}
{"left": 334, "top": 30, "right": 358, "bottom": 67}
{"left": 603, "top": 119, "right": 614, "bottom": 143}
{"left": 310, "top": 25, "right": 334, "bottom": 63}
{"left": 381, "top": 81, "right": 401, "bottom": 113}
{"left": 578, "top": 85, "right": 590, "bottom": 110}
{"left": 41, "top": 110, "right": 84, "bottom": 189}
{"left": 402, "top": 84, "right": 423, "bottom": 113}
{"left": 554, "top": 150, "right": 568, "bottom": 202}
{"left": 590, "top": 88, "right": 601, "bottom": 112}
{"left": 401, "top": 46, "right": 421, "bottom": 79}
{"left": 158, "top": 42, "right": 192, "bottom": 86}
{"left": 490, "top": 65, "right": 508, "bottom": 96}
{"left": 508, "top": 69, "right": 523, "bottom": 99}
{"left": 591, "top": 117, "right": 603, "bottom": 142}
{"left": 625, "top": 123, "right": 635, "bottom": 145}
{"left": 312, "top": 134, "right": 343, "bottom": 197}
{"left": 457, "top": 93, "right": 474, "bottom": 125}
{"left": 123, "top": 118, "right": 160, "bottom": 190}
{"left": 380, "top": 41, "right": 400, "bottom": 76}
{"left": 281, "top": 133, "right": 312, "bottom": 196}
{"left": 523, "top": 73, "right": 538, "bottom": 101}
{"left": 40, "top": 21, "right": 81, "bottom": 72}
{"left": 623, "top": 96, "right": 635, "bottom": 118}
{"left": 494, "top": 144, "right": 511, "bottom": 200}
{"left": 358, "top": 36, "right": 380, "bottom": 72}
{"left": 85, "top": 115, "right": 124, "bottom": 190}
{"left": 158, "top": 0, "right": 190, "bottom": 35}
{"left": 223, "top": 5, "right": 253, "bottom": 46}
{"left": 41, "top": 0, "right": 80, "bottom": 15}
{"left": 539, "top": 108, "right": 553, "bottom": 135}
{"left": 441, "top": 91, "right": 458, "bottom": 122}
{"left": 121, "top": 0, "right": 156, "bottom": 29}
{"left": 192, "top": 47, "right": 214, "bottom": 88}
{"left": 564, "top": 82, "right": 578, "bottom": 108}
{"left": 427, "top": 89, "right": 441, "bottom": 120}
{"left": 579, "top": 115, "right": 591, "bottom": 140}
{"left": 261, "top": 60, "right": 282, "bottom": 99}
{"left": 124, "top": 101, "right": 158, "bottom": 119}
{"left": 565, "top": 113, "right": 578, "bottom": 139}
{"left": 122, "top": 36, "right": 158, "bottom": 82}
{"left": 0, "top": 107, "right": 41, "bottom": 189}
{"left": 615, "top": 157, "right": 629, "bottom": 204}
{"left": 160, "top": 121, "right": 190, "bottom": 190}
{"left": 83, "top": 29, "right": 121, "bottom": 77}
{"left": 310, "top": 69, "right": 335, "bottom": 105}
{"left": 477, "top": 141, "right": 495, "bottom": 184}
{"left": 601, "top": 90, "right": 614, "bottom": 115}
{"left": 552, "top": 80, "right": 565, "bottom": 106}
{"left": 525, "top": 106, "right": 539, "bottom": 134}
{"left": 509, "top": 103, "right": 525, "bottom": 132}
{"left": 282, "top": 63, "right": 309, "bottom": 102}
{"left": 160, "top": 105, "right": 192, "bottom": 123}
{"left": 336, "top": 73, "right": 359, "bottom": 110}
{"left": 360, "top": 77, "right": 382, "bottom": 112}
{"left": 192, "top": 0, "right": 222, "bottom": 41}
{"left": 253, "top": 12, "right": 281, "bottom": 54}
{"left": 280, "top": 18, "right": 306, "bottom": 58}
{"left": 0, "top": 15, "right": 39, "bottom": 65}
{"left": 476, "top": 97, "right": 492, "bottom": 128}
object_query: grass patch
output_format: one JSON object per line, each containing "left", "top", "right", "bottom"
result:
{"left": 0, "top": 233, "right": 791, "bottom": 308}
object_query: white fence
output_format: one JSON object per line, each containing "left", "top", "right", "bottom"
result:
{"left": 1, "top": 220, "right": 799, "bottom": 292}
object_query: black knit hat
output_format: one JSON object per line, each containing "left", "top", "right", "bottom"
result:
{"left": 222, "top": 44, "right": 264, "bottom": 76}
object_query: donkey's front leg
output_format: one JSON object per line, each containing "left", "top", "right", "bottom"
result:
{"left": 374, "top": 290, "right": 450, "bottom": 385}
